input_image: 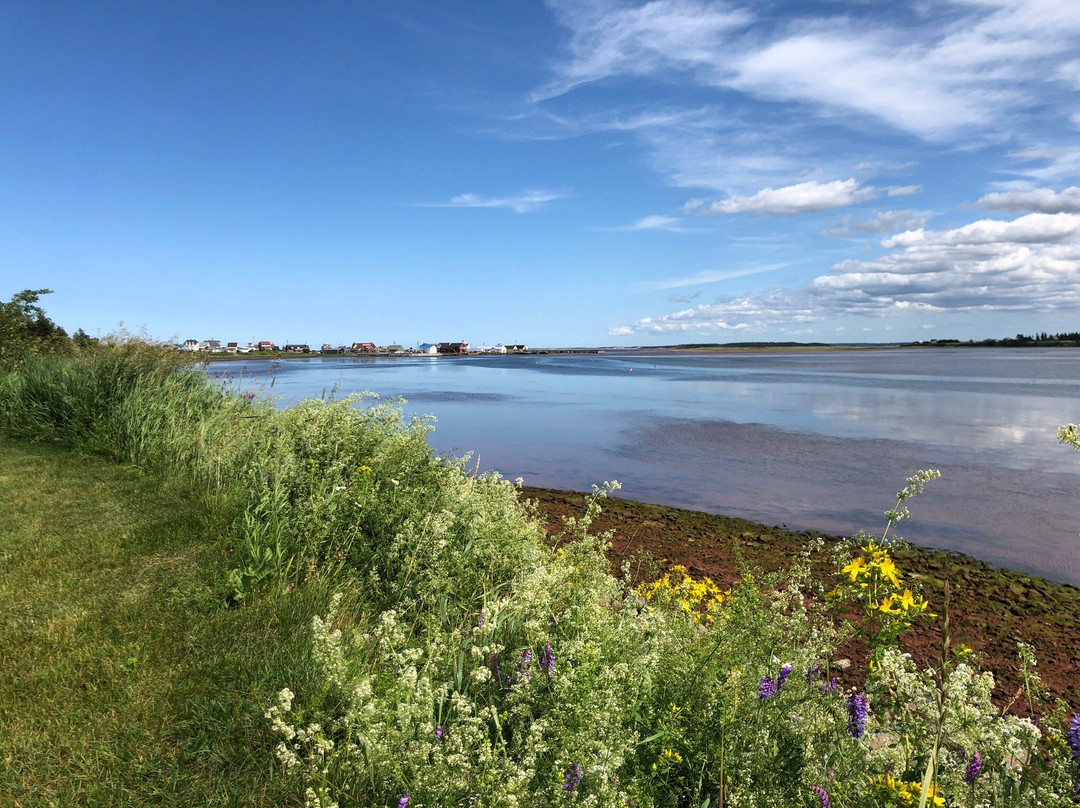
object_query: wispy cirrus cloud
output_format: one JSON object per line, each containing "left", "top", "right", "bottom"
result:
{"left": 634, "top": 263, "right": 787, "bottom": 291}
{"left": 529, "top": 0, "right": 1080, "bottom": 197}
{"left": 977, "top": 186, "right": 1080, "bottom": 214}
{"left": 542, "top": 0, "right": 1080, "bottom": 140}
{"left": 683, "top": 179, "right": 878, "bottom": 216}
{"left": 611, "top": 212, "right": 1080, "bottom": 335}
{"left": 437, "top": 190, "right": 567, "bottom": 213}
{"left": 1001, "top": 148, "right": 1080, "bottom": 184}
{"left": 605, "top": 214, "right": 695, "bottom": 232}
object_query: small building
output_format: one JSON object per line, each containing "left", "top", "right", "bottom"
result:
{"left": 351, "top": 342, "right": 377, "bottom": 353}
{"left": 257, "top": 340, "right": 277, "bottom": 351}
{"left": 507, "top": 344, "right": 530, "bottom": 354}
{"left": 283, "top": 344, "right": 310, "bottom": 353}
{"left": 384, "top": 344, "right": 405, "bottom": 354}
{"left": 417, "top": 343, "right": 438, "bottom": 355}
{"left": 437, "top": 342, "right": 469, "bottom": 355}
{"left": 475, "top": 344, "right": 507, "bottom": 354}
{"left": 181, "top": 339, "right": 201, "bottom": 351}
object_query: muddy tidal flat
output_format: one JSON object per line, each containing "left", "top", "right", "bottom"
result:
{"left": 524, "top": 486, "right": 1080, "bottom": 713}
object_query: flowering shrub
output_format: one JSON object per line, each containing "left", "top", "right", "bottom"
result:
{"left": 264, "top": 451, "right": 1080, "bottom": 807}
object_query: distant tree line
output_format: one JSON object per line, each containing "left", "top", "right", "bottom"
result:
{"left": 918, "top": 331, "right": 1080, "bottom": 347}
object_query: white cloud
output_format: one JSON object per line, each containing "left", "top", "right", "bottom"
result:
{"left": 608, "top": 214, "right": 693, "bottom": 232}
{"left": 533, "top": 0, "right": 1080, "bottom": 199}
{"left": 443, "top": 190, "right": 565, "bottom": 213}
{"left": 822, "top": 209, "right": 930, "bottom": 237}
{"left": 611, "top": 212, "right": 1080, "bottom": 334}
{"left": 1002, "top": 146, "right": 1080, "bottom": 183}
{"left": 533, "top": 0, "right": 752, "bottom": 102}
{"left": 635, "top": 263, "right": 787, "bottom": 290}
{"left": 887, "top": 185, "right": 922, "bottom": 197}
{"left": 977, "top": 186, "right": 1080, "bottom": 214}
{"left": 668, "top": 292, "right": 701, "bottom": 302}
{"left": 684, "top": 178, "right": 877, "bottom": 216}
{"left": 543, "top": 0, "right": 1080, "bottom": 141}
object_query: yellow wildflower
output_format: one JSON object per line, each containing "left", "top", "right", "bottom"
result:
{"left": 878, "top": 596, "right": 901, "bottom": 614}
{"left": 843, "top": 556, "right": 868, "bottom": 582}
{"left": 876, "top": 556, "right": 902, "bottom": 587}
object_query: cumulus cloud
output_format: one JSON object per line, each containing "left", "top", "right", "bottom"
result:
{"left": 822, "top": 209, "right": 930, "bottom": 237}
{"left": 442, "top": 190, "right": 565, "bottom": 213}
{"left": 977, "top": 186, "right": 1080, "bottom": 214}
{"left": 610, "top": 212, "right": 1080, "bottom": 335}
{"left": 684, "top": 178, "right": 877, "bottom": 216}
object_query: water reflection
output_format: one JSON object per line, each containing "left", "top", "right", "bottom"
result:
{"left": 207, "top": 349, "right": 1080, "bottom": 585}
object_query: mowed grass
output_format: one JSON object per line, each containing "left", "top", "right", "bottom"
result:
{"left": 0, "top": 437, "right": 327, "bottom": 807}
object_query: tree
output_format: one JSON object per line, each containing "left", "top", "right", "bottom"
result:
{"left": 0, "top": 288, "right": 69, "bottom": 370}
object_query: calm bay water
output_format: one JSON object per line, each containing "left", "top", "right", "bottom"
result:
{"left": 207, "top": 348, "right": 1080, "bottom": 585}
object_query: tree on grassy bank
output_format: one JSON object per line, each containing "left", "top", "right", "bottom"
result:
{"left": 0, "top": 288, "right": 70, "bottom": 370}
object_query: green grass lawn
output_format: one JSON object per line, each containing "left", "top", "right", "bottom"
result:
{"left": 0, "top": 438, "right": 328, "bottom": 807}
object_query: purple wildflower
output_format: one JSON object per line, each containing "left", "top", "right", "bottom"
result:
{"left": 965, "top": 751, "right": 983, "bottom": 784}
{"left": 847, "top": 693, "right": 868, "bottom": 738}
{"left": 398, "top": 795, "right": 410, "bottom": 808}
{"left": 805, "top": 663, "right": 822, "bottom": 683}
{"left": 822, "top": 676, "right": 839, "bottom": 694}
{"left": 777, "top": 663, "right": 793, "bottom": 691}
{"left": 435, "top": 724, "right": 444, "bottom": 742}
{"left": 758, "top": 675, "right": 778, "bottom": 701}
{"left": 1067, "top": 713, "right": 1080, "bottom": 760}
{"left": 518, "top": 649, "right": 533, "bottom": 681}
{"left": 245, "top": 390, "right": 256, "bottom": 401}
{"left": 477, "top": 612, "right": 484, "bottom": 629}
{"left": 564, "top": 763, "right": 583, "bottom": 793}
{"left": 540, "top": 643, "right": 555, "bottom": 678}
{"left": 810, "top": 785, "right": 831, "bottom": 808}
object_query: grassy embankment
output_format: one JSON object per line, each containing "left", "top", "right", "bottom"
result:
{"left": 0, "top": 437, "right": 334, "bottom": 805}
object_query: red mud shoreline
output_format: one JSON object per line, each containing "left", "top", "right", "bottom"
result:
{"left": 523, "top": 486, "right": 1080, "bottom": 713}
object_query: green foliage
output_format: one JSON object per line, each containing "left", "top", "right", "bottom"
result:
{"left": 0, "top": 288, "right": 69, "bottom": 370}
{"left": 0, "top": 438, "right": 335, "bottom": 806}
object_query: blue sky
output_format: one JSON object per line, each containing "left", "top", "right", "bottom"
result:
{"left": 4, "top": 1, "right": 1080, "bottom": 347}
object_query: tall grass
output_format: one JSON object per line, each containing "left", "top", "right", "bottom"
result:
{"left": 2, "top": 343, "right": 1078, "bottom": 807}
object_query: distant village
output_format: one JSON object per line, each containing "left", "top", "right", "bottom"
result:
{"left": 178, "top": 339, "right": 532, "bottom": 356}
